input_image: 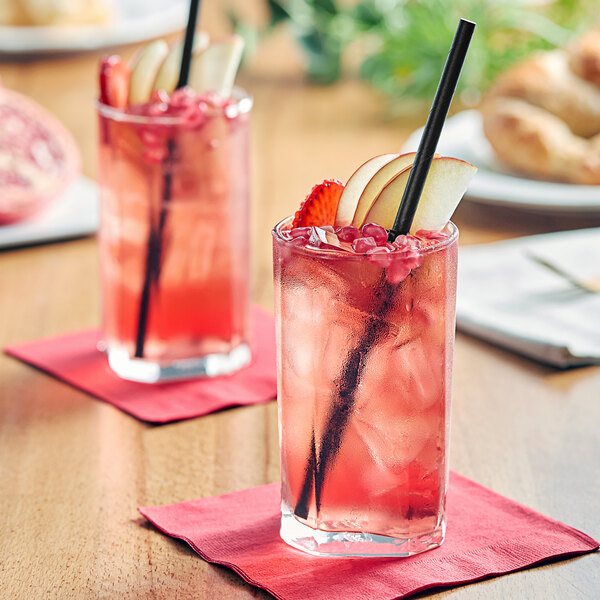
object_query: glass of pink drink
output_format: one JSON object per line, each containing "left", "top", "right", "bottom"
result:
{"left": 273, "top": 217, "right": 458, "bottom": 556}
{"left": 97, "top": 90, "right": 252, "bottom": 382}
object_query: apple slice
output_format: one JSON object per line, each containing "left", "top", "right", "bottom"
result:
{"left": 153, "top": 32, "right": 210, "bottom": 95}
{"left": 334, "top": 154, "right": 398, "bottom": 227}
{"left": 189, "top": 35, "right": 244, "bottom": 97}
{"left": 363, "top": 157, "right": 477, "bottom": 232}
{"left": 129, "top": 40, "right": 169, "bottom": 105}
{"left": 350, "top": 152, "right": 418, "bottom": 227}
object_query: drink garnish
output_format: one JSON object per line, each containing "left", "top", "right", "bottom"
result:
{"left": 293, "top": 153, "right": 476, "bottom": 235}
{"left": 98, "top": 2, "right": 242, "bottom": 110}
{"left": 99, "top": 55, "right": 130, "bottom": 109}
{"left": 291, "top": 179, "right": 345, "bottom": 228}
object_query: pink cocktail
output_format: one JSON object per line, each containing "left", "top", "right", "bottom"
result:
{"left": 97, "top": 90, "right": 252, "bottom": 382}
{"left": 273, "top": 218, "right": 458, "bottom": 556}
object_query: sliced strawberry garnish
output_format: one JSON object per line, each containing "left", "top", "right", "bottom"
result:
{"left": 99, "top": 55, "right": 130, "bottom": 109}
{"left": 292, "top": 179, "right": 344, "bottom": 228}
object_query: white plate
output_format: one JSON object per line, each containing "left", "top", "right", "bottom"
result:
{"left": 403, "top": 110, "right": 600, "bottom": 214}
{"left": 0, "top": 0, "right": 187, "bottom": 55}
{"left": 0, "top": 176, "right": 98, "bottom": 249}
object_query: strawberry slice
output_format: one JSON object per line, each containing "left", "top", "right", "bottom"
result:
{"left": 292, "top": 179, "right": 344, "bottom": 228}
{"left": 99, "top": 55, "right": 130, "bottom": 109}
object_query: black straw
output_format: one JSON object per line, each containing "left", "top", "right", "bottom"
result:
{"left": 388, "top": 18, "right": 475, "bottom": 241}
{"left": 294, "top": 282, "right": 396, "bottom": 519}
{"left": 177, "top": 0, "right": 200, "bottom": 88}
{"left": 294, "top": 18, "right": 476, "bottom": 520}
{"left": 134, "top": 0, "right": 202, "bottom": 359}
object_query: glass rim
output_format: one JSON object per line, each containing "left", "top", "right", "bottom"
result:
{"left": 272, "top": 216, "right": 458, "bottom": 259}
{"left": 96, "top": 86, "right": 253, "bottom": 124}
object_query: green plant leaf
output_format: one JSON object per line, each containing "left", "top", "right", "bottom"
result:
{"left": 229, "top": 0, "right": 598, "bottom": 105}
{"left": 295, "top": 25, "right": 342, "bottom": 83}
{"left": 267, "top": 0, "right": 291, "bottom": 28}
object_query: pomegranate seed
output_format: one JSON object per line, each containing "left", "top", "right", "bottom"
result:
{"left": 150, "top": 89, "right": 170, "bottom": 105}
{"left": 140, "top": 129, "right": 161, "bottom": 147}
{"left": 387, "top": 260, "right": 412, "bottom": 284}
{"left": 336, "top": 226, "right": 361, "bottom": 242}
{"left": 405, "top": 251, "right": 423, "bottom": 270}
{"left": 406, "top": 236, "right": 422, "bottom": 249}
{"left": 392, "top": 235, "right": 408, "bottom": 248}
{"left": 352, "top": 236, "right": 377, "bottom": 253}
{"left": 143, "top": 147, "right": 167, "bottom": 163}
{"left": 170, "top": 87, "right": 195, "bottom": 108}
{"left": 361, "top": 222, "right": 388, "bottom": 245}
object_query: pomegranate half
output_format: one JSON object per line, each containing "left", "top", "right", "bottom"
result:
{"left": 0, "top": 86, "right": 80, "bottom": 225}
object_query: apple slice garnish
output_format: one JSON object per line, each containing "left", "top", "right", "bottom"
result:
{"left": 189, "top": 35, "right": 244, "bottom": 97}
{"left": 350, "top": 152, "right": 418, "bottom": 228}
{"left": 362, "top": 156, "right": 477, "bottom": 232}
{"left": 334, "top": 154, "right": 398, "bottom": 227}
{"left": 153, "top": 32, "right": 209, "bottom": 95}
{"left": 129, "top": 40, "right": 169, "bottom": 105}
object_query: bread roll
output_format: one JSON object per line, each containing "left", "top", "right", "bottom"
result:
{"left": 0, "top": 0, "right": 112, "bottom": 26}
{"left": 481, "top": 30, "right": 600, "bottom": 185}
{"left": 569, "top": 30, "right": 600, "bottom": 88}
{"left": 482, "top": 98, "right": 600, "bottom": 185}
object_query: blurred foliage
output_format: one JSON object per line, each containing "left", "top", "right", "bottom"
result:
{"left": 229, "top": 0, "right": 598, "bottom": 106}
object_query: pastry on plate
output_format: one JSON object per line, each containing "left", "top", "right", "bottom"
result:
{"left": 0, "top": 0, "right": 113, "bottom": 26}
{"left": 480, "top": 30, "right": 600, "bottom": 185}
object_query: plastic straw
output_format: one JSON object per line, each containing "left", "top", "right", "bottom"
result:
{"left": 135, "top": 0, "right": 202, "bottom": 358}
{"left": 177, "top": 0, "right": 201, "bottom": 88}
{"left": 388, "top": 18, "right": 475, "bottom": 241}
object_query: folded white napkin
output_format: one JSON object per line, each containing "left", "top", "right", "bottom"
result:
{"left": 457, "top": 228, "right": 600, "bottom": 368}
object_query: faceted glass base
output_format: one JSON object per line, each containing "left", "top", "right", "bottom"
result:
{"left": 105, "top": 342, "right": 251, "bottom": 383}
{"left": 280, "top": 509, "right": 445, "bottom": 557}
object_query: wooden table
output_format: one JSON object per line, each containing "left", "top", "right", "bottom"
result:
{"left": 1, "top": 6, "right": 599, "bottom": 598}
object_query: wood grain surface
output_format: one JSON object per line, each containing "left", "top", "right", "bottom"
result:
{"left": 1, "top": 2, "right": 599, "bottom": 598}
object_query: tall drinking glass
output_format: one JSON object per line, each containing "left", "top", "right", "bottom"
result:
{"left": 273, "top": 217, "right": 458, "bottom": 556}
{"left": 97, "top": 90, "right": 252, "bottom": 383}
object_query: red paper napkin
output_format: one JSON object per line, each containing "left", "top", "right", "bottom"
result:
{"left": 5, "top": 307, "right": 276, "bottom": 423}
{"left": 139, "top": 472, "right": 598, "bottom": 600}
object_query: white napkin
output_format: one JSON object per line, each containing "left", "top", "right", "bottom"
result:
{"left": 457, "top": 228, "right": 600, "bottom": 368}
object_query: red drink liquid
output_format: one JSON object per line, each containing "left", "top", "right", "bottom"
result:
{"left": 98, "top": 90, "right": 252, "bottom": 382}
{"left": 273, "top": 218, "right": 458, "bottom": 556}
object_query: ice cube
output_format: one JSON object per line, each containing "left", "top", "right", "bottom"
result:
{"left": 289, "top": 227, "right": 312, "bottom": 240}
{"left": 400, "top": 340, "right": 445, "bottom": 411}
{"left": 281, "top": 285, "right": 322, "bottom": 377}
{"left": 351, "top": 406, "right": 434, "bottom": 469}
{"left": 307, "top": 227, "right": 353, "bottom": 252}
{"left": 350, "top": 337, "right": 444, "bottom": 466}
{"left": 320, "top": 300, "right": 369, "bottom": 384}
